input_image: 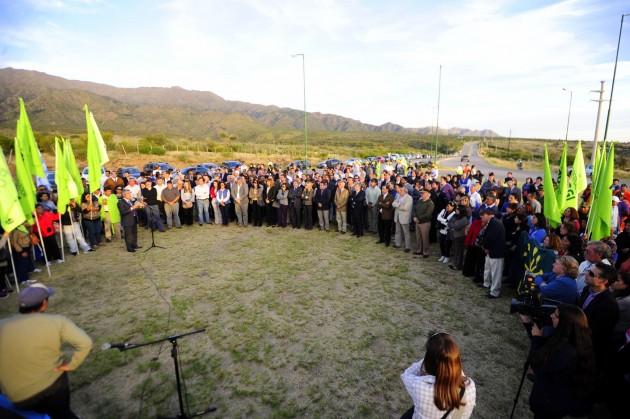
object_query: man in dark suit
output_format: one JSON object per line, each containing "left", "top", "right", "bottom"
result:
{"left": 481, "top": 208, "right": 506, "bottom": 298}
{"left": 314, "top": 180, "right": 332, "bottom": 232}
{"left": 376, "top": 184, "right": 394, "bottom": 246}
{"left": 288, "top": 179, "right": 303, "bottom": 228}
{"left": 503, "top": 178, "right": 522, "bottom": 202}
{"left": 579, "top": 262, "right": 619, "bottom": 393}
{"left": 118, "top": 189, "right": 144, "bottom": 252}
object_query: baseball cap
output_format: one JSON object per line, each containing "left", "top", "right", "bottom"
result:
{"left": 19, "top": 283, "right": 56, "bottom": 308}
{"left": 612, "top": 196, "right": 620, "bottom": 202}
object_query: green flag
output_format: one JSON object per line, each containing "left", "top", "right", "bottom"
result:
{"left": 63, "top": 138, "right": 82, "bottom": 199}
{"left": 543, "top": 145, "right": 561, "bottom": 228}
{"left": 592, "top": 143, "right": 604, "bottom": 189}
{"left": 588, "top": 142, "right": 614, "bottom": 241}
{"left": 555, "top": 142, "right": 568, "bottom": 212}
{"left": 55, "top": 138, "right": 78, "bottom": 215}
{"left": 16, "top": 98, "right": 46, "bottom": 179}
{"left": 565, "top": 141, "right": 588, "bottom": 211}
{"left": 14, "top": 137, "right": 36, "bottom": 225}
{"left": 0, "top": 147, "right": 27, "bottom": 232}
{"left": 376, "top": 161, "right": 381, "bottom": 177}
{"left": 85, "top": 105, "right": 109, "bottom": 193}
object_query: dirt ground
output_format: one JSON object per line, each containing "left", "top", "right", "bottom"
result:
{"left": 1, "top": 223, "right": 534, "bottom": 418}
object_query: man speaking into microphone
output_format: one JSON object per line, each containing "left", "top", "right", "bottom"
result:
{"left": 0, "top": 283, "right": 93, "bottom": 418}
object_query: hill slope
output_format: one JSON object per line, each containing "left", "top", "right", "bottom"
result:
{"left": 0, "top": 68, "right": 500, "bottom": 138}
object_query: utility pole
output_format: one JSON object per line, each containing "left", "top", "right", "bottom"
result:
{"left": 292, "top": 53, "right": 307, "bottom": 161}
{"left": 590, "top": 80, "right": 606, "bottom": 165}
{"left": 507, "top": 129, "right": 512, "bottom": 155}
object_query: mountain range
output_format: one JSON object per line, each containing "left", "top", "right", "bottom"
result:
{"left": 0, "top": 68, "right": 500, "bottom": 139}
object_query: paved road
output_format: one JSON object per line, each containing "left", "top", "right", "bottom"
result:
{"left": 438, "top": 142, "right": 542, "bottom": 184}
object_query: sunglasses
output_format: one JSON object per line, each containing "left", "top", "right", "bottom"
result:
{"left": 428, "top": 331, "right": 450, "bottom": 340}
{"left": 587, "top": 270, "right": 599, "bottom": 278}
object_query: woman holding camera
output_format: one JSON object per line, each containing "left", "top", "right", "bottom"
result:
{"left": 529, "top": 304, "right": 595, "bottom": 418}
{"left": 401, "top": 333, "right": 476, "bottom": 419}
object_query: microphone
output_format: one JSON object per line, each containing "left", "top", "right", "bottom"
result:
{"left": 101, "top": 342, "right": 129, "bottom": 351}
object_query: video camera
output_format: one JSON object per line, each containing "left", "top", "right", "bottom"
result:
{"left": 509, "top": 271, "right": 560, "bottom": 327}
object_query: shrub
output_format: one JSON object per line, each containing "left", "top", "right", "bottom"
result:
{"left": 138, "top": 142, "right": 166, "bottom": 155}
{"left": 0, "top": 135, "right": 13, "bottom": 152}
{"left": 34, "top": 132, "right": 56, "bottom": 153}
{"left": 102, "top": 131, "right": 115, "bottom": 149}
{"left": 144, "top": 133, "right": 168, "bottom": 145}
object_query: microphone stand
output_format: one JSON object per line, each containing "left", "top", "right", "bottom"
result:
{"left": 144, "top": 204, "right": 166, "bottom": 252}
{"left": 110, "top": 328, "right": 216, "bottom": 418}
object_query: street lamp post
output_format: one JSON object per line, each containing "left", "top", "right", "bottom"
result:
{"left": 292, "top": 53, "right": 307, "bottom": 161}
{"left": 562, "top": 88, "right": 572, "bottom": 141}
{"left": 434, "top": 65, "right": 442, "bottom": 162}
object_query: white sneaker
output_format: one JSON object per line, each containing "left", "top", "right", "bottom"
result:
{"left": 438, "top": 256, "right": 445, "bottom": 262}
{"left": 45, "top": 262, "right": 52, "bottom": 266}
{"left": 30, "top": 268, "right": 43, "bottom": 273}
{"left": 442, "top": 257, "right": 449, "bottom": 264}
{"left": 56, "top": 259, "right": 64, "bottom": 264}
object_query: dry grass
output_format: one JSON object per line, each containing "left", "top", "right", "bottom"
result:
{"left": 1, "top": 225, "right": 533, "bottom": 418}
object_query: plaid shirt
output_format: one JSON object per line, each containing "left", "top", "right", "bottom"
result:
{"left": 401, "top": 359, "right": 476, "bottom": 419}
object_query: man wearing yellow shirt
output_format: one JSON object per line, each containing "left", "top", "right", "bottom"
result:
{"left": 0, "top": 284, "right": 92, "bottom": 418}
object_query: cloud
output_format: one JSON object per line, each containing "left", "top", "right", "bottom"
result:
{"left": 0, "top": 0, "right": 628, "bottom": 140}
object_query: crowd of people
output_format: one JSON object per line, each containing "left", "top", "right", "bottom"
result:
{"left": 1, "top": 158, "right": 630, "bottom": 418}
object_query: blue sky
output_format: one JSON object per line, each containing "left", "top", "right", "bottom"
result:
{"left": 1, "top": 0, "right": 628, "bottom": 141}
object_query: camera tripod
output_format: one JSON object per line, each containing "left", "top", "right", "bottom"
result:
{"left": 509, "top": 359, "right": 530, "bottom": 419}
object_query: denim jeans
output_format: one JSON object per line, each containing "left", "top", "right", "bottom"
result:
{"left": 196, "top": 199, "right": 211, "bottom": 224}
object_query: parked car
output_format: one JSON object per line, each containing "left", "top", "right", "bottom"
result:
{"left": 317, "top": 159, "right": 343, "bottom": 169}
{"left": 196, "top": 163, "right": 219, "bottom": 174}
{"left": 46, "top": 171, "right": 57, "bottom": 191}
{"left": 116, "top": 166, "right": 141, "bottom": 178}
{"left": 344, "top": 158, "right": 363, "bottom": 166}
{"left": 585, "top": 164, "right": 594, "bottom": 177}
{"left": 143, "top": 162, "right": 175, "bottom": 173}
{"left": 461, "top": 154, "right": 470, "bottom": 162}
{"left": 81, "top": 166, "right": 106, "bottom": 179}
{"left": 221, "top": 160, "right": 243, "bottom": 173}
{"left": 286, "top": 160, "right": 312, "bottom": 170}
{"left": 180, "top": 166, "right": 199, "bottom": 177}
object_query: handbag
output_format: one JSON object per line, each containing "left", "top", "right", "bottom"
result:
{"left": 440, "top": 387, "right": 466, "bottom": 419}
{"left": 272, "top": 200, "right": 280, "bottom": 208}
{"left": 182, "top": 201, "right": 193, "bottom": 209}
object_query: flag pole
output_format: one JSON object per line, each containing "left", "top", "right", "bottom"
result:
{"left": 33, "top": 213, "right": 51, "bottom": 277}
{"left": 5, "top": 242, "right": 20, "bottom": 293}
{"left": 58, "top": 223, "right": 64, "bottom": 263}
{"left": 68, "top": 205, "right": 79, "bottom": 250}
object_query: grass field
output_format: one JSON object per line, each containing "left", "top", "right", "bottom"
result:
{"left": 1, "top": 223, "right": 534, "bottom": 418}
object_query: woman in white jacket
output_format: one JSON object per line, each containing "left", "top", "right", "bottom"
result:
{"left": 401, "top": 332, "right": 476, "bottom": 419}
